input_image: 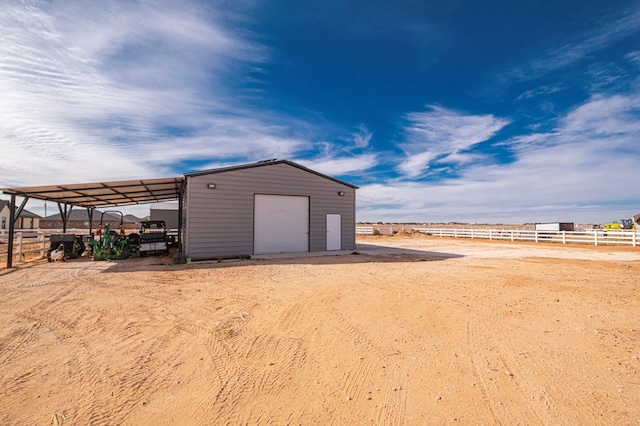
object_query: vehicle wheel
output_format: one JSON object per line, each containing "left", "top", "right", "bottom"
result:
{"left": 46, "top": 250, "right": 53, "bottom": 262}
{"left": 119, "top": 246, "right": 129, "bottom": 260}
{"left": 128, "top": 233, "right": 140, "bottom": 246}
{"left": 75, "top": 239, "right": 85, "bottom": 256}
{"left": 139, "top": 251, "right": 146, "bottom": 258}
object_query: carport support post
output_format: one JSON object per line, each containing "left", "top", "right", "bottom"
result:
{"left": 6, "top": 195, "right": 16, "bottom": 268}
{"left": 57, "top": 203, "right": 73, "bottom": 233}
{"left": 5, "top": 194, "right": 30, "bottom": 268}
{"left": 87, "top": 208, "right": 94, "bottom": 235}
{"left": 178, "top": 181, "right": 185, "bottom": 252}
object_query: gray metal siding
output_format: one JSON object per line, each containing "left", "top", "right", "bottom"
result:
{"left": 150, "top": 209, "right": 179, "bottom": 230}
{"left": 184, "top": 163, "right": 355, "bottom": 259}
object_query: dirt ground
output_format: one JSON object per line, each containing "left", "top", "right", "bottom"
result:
{"left": 1, "top": 235, "right": 639, "bottom": 425}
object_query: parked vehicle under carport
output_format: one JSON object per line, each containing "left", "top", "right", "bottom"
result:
{"left": 138, "top": 220, "right": 169, "bottom": 257}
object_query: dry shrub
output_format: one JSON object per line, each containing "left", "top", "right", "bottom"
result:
{"left": 393, "top": 229, "right": 423, "bottom": 237}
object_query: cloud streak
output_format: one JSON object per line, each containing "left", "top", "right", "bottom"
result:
{"left": 2, "top": 1, "right": 639, "bottom": 226}
{"left": 0, "top": 0, "right": 357, "bottom": 187}
{"left": 397, "top": 106, "right": 510, "bottom": 178}
{"left": 505, "top": 4, "right": 640, "bottom": 84}
{"left": 361, "top": 91, "right": 640, "bottom": 224}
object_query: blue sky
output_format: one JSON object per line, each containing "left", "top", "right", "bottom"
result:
{"left": 1, "top": 0, "right": 639, "bottom": 224}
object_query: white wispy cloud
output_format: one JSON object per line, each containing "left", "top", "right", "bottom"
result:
{"left": 0, "top": 0, "right": 332, "bottom": 188}
{"left": 625, "top": 50, "right": 640, "bottom": 66}
{"left": 396, "top": 105, "right": 510, "bottom": 178}
{"left": 0, "top": 1, "right": 251, "bottom": 185}
{"left": 296, "top": 154, "right": 379, "bottom": 177}
{"left": 351, "top": 124, "right": 373, "bottom": 148}
{"left": 560, "top": 94, "right": 640, "bottom": 135}
{"left": 361, "top": 91, "right": 640, "bottom": 224}
{"left": 506, "top": 4, "right": 640, "bottom": 83}
{"left": 516, "top": 85, "right": 564, "bottom": 100}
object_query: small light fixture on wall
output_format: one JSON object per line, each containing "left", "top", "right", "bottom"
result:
{"left": 338, "top": 191, "right": 345, "bottom": 196}
{"left": 207, "top": 183, "right": 216, "bottom": 189}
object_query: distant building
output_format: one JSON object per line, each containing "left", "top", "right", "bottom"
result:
{"left": 150, "top": 202, "right": 179, "bottom": 230}
{"left": 535, "top": 222, "right": 575, "bottom": 232}
{"left": 0, "top": 200, "right": 41, "bottom": 230}
{"left": 40, "top": 210, "right": 142, "bottom": 230}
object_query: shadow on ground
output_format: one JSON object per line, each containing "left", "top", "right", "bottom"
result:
{"left": 1, "top": 242, "right": 464, "bottom": 275}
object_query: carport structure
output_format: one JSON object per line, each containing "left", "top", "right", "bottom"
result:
{"left": 1, "top": 177, "right": 184, "bottom": 268}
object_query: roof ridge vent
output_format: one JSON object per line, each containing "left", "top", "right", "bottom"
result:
{"left": 257, "top": 158, "right": 278, "bottom": 163}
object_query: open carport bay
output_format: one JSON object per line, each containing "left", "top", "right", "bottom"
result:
{"left": 1, "top": 236, "right": 639, "bottom": 424}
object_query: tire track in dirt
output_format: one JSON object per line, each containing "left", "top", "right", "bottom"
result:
{"left": 275, "top": 289, "right": 368, "bottom": 422}
{"left": 12, "top": 304, "right": 97, "bottom": 423}
{"left": 275, "top": 284, "right": 409, "bottom": 424}
{"left": 83, "top": 334, "right": 184, "bottom": 425}
{"left": 0, "top": 263, "right": 108, "bottom": 422}
{"left": 485, "top": 305, "right": 606, "bottom": 424}
{"left": 214, "top": 334, "right": 306, "bottom": 423}
{"left": 465, "top": 296, "right": 609, "bottom": 425}
{"left": 177, "top": 308, "right": 310, "bottom": 425}
{"left": 2, "top": 370, "right": 36, "bottom": 399}
{"left": 330, "top": 306, "right": 409, "bottom": 424}
{"left": 465, "top": 313, "right": 521, "bottom": 425}
{"left": 15, "top": 262, "right": 106, "bottom": 289}
{"left": 0, "top": 322, "right": 42, "bottom": 365}
{"left": 180, "top": 280, "right": 386, "bottom": 424}
{"left": 7, "top": 266, "right": 192, "bottom": 425}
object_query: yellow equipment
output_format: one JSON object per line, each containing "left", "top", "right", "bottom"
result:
{"left": 604, "top": 218, "right": 637, "bottom": 231}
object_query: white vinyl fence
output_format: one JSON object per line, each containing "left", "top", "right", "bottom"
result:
{"left": 356, "top": 226, "right": 638, "bottom": 247}
{"left": 0, "top": 229, "right": 90, "bottom": 265}
{"left": 0, "top": 230, "right": 47, "bottom": 265}
{"left": 355, "top": 226, "right": 375, "bottom": 235}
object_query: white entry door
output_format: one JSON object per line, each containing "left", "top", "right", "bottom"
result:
{"left": 326, "top": 214, "right": 342, "bottom": 251}
{"left": 254, "top": 195, "right": 309, "bottom": 254}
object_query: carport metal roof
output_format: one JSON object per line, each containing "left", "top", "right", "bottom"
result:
{"left": 1, "top": 176, "right": 184, "bottom": 208}
{"left": 1, "top": 176, "right": 184, "bottom": 268}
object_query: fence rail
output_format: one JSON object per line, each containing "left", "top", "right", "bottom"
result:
{"left": 355, "top": 226, "right": 375, "bottom": 235}
{"left": 356, "top": 226, "right": 638, "bottom": 247}
{"left": 0, "top": 229, "right": 93, "bottom": 265}
{"left": 3, "top": 226, "right": 637, "bottom": 266}
{"left": 0, "top": 231, "right": 47, "bottom": 265}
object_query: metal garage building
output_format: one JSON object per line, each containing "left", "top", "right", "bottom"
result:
{"left": 1, "top": 159, "right": 357, "bottom": 266}
{"left": 183, "top": 159, "right": 357, "bottom": 260}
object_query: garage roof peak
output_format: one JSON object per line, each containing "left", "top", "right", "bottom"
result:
{"left": 184, "top": 159, "right": 358, "bottom": 189}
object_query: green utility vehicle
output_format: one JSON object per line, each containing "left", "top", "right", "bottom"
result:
{"left": 90, "top": 211, "right": 139, "bottom": 260}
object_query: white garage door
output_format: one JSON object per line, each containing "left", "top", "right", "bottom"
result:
{"left": 254, "top": 195, "right": 309, "bottom": 254}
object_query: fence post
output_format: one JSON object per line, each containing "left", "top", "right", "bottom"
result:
{"left": 594, "top": 231, "right": 598, "bottom": 246}
{"left": 510, "top": 230, "right": 514, "bottom": 242}
{"left": 534, "top": 230, "right": 538, "bottom": 243}
{"left": 633, "top": 232, "right": 636, "bottom": 247}
{"left": 471, "top": 229, "right": 474, "bottom": 239}
{"left": 562, "top": 230, "right": 566, "bottom": 244}
{"left": 489, "top": 229, "right": 493, "bottom": 240}
{"left": 39, "top": 231, "right": 46, "bottom": 258}
{"left": 454, "top": 229, "right": 457, "bottom": 238}
{"left": 15, "top": 232, "right": 23, "bottom": 264}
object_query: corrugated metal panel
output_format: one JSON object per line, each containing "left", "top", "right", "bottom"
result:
{"left": 1, "top": 177, "right": 183, "bottom": 208}
{"left": 184, "top": 162, "right": 355, "bottom": 259}
{"left": 150, "top": 209, "right": 179, "bottom": 230}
